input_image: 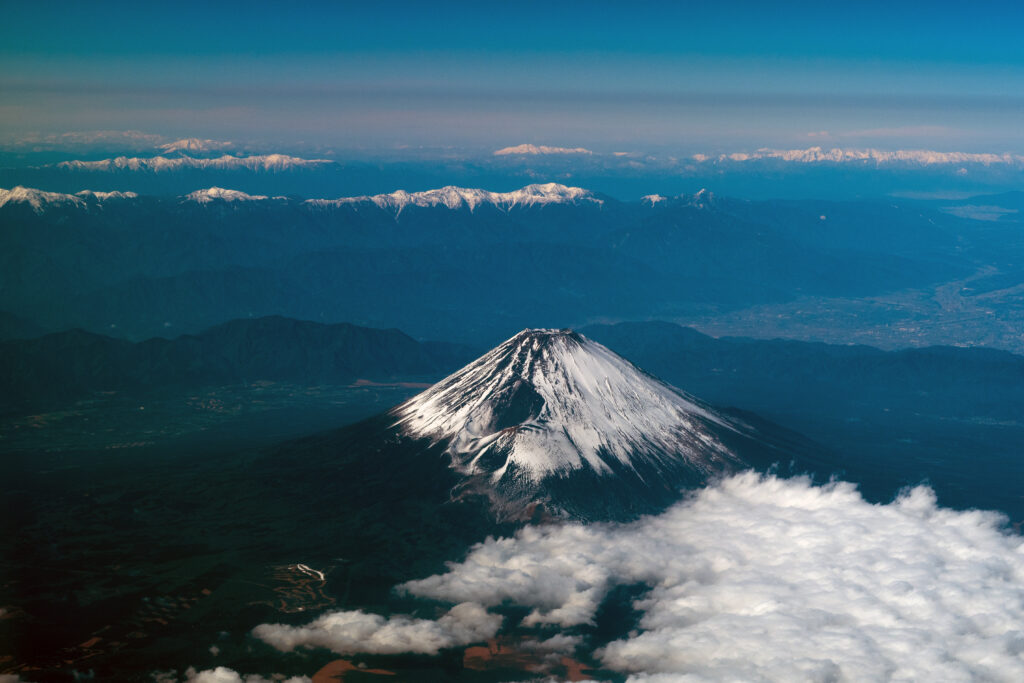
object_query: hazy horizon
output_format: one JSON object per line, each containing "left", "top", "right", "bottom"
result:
{"left": 4, "top": 1, "right": 1024, "bottom": 153}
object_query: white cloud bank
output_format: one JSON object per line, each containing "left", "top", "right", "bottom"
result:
{"left": 399, "top": 473, "right": 1024, "bottom": 682}
{"left": 253, "top": 602, "right": 501, "bottom": 656}
{"left": 247, "top": 473, "right": 1024, "bottom": 680}
{"left": 153, "top": 668, "right": 309, "bottom": 683}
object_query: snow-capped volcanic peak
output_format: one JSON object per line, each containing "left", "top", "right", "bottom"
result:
{"left": 392, "top": 329, "right": 742, "bottom": 483}
{"left": 307, "top": 183, "right": 600, "bottom": 214}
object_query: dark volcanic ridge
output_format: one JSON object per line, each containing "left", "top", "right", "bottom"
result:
{"left": 0, "top": 316, "right": 477, "bottom": 410}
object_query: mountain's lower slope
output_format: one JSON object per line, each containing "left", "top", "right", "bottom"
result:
{"left": 279, "top": 329, "right": 831, "bottom": 521}
{"left": 581, "top": 319, "right": 1024, "bottom": 518}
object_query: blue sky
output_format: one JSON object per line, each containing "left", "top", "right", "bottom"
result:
{"left": 3, "top": 0, "right": 1023, "bottom": 153}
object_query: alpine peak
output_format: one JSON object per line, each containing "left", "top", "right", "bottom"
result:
{"left": 391, "top": 328, "right": 744, "bottom": 487}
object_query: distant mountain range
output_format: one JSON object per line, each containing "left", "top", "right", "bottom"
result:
{"left": 305, "top": 182, "right": 603, "bottom": 212}
{"left": 3, "top": 182, "right": 1001, "bottom": 345}
{"left": 41, "top": 146, "right": 1024, "bottom": 174}
{"left": 691, "top": 146, "right": 1024, "bottom": 166}
{"left": 490, "top": 144, "right": 1024, "bottom": 167}
{"left": 55, "top": 153, "right": 331, "bottom": 173}
{"left": 493, "top": 144, "right": 594, "bottom": 156}
{"left": 0, "top": 182, "right": 602, "bottom": 212}
{"left": 8, "top": 143, "right": 1024, "bottom": 201}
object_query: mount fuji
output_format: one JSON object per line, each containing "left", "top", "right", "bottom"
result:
{"left": 274, "top": 329, "right": 830, "bottom": 522}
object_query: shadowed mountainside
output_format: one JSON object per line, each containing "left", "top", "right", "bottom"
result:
{"left": 581, "top": 320, "right": 1024, "bottom": 518}
{"left": 0, "top": 316, "right": 476, "bottom": 411}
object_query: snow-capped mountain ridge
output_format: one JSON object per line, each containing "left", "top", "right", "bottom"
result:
{"left": 55, "top": 154, "right": 332, "bottom": 172}
{"left": 391, "top": 329, "right": 744, "bottom": 486}
{"left": 2, "top": 183, "right": 602, "bottom": 213}
{"left": 306, "top": 183, "right": 600, "bottom": 214}
{"left": 0, "top": 186, "right": 137, "bottom": 213}
{"left": 0, "top": 184, "right": 732, "bottom": 215}
{"left": 184, "top": 187, "right": 277, "bottom": 203}
{"left": 639, "top": 189, "right": 715, "bottom": 209}
{"left": 493, "top": 144, "right": 593, "bottom": 156}
{"left": 696, "top": 146, "right": 1024, "bottom": 166}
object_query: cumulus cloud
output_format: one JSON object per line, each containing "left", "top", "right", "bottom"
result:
{"left": 400, "top": 473, "right": 1024, "bottom": 681}
{"left": 253, "top": 602, "right": 501, "bottom": 656}
{"left": 152, "top": 667, "right": 309, "bottom": 683}
{"left": 521, "top": 633, "right": 583, "bottom": 653}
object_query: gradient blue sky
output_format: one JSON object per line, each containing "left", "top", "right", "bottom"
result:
{"left": 3, "top": 0, "right": 1023, "bottom": 153}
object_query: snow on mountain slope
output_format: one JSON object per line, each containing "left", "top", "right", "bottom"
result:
{"left": 493, "top": 144, "right": 593, "bottom": 156}
{"left": 55, "top": 153, "right": 332, "bottom": 172}
{"left": 73, "top": 190, "right": 138, "bottom": 201}
{"left": 1, "top": 183, "right": 601, "bottom": 214}
{"left": 184, "top": 187, "right": 275, "bottom": 203}
{"left": 0, "top": 186, "right": 137, "bottom": 212}
{"left": 696, "top": 146, "right": 1024, "bottom": 166}
{"left": 277, "top": 328, "right": 826, "bottom": 521}
{"left": 391, "top": 329, "right": 744, "bottom": 484}
{"left": 637, "top": 189, "right": 714, "bottom": 209}
{"left": 159, "top": 138, "right": 235, "bottom": 154}
{"left": 306, "top": 183, "right": 601, "bottom": 214}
